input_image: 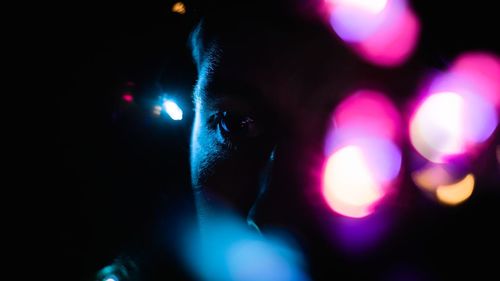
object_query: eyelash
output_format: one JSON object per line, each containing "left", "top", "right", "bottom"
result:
{"left": 211, "top": 111, "right": 261, "bottom": 146}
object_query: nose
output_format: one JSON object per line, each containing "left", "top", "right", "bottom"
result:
{"left": 247, "top": 130, "right": 326, "bottom": 235}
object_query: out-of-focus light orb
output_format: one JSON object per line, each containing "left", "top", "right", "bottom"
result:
{"left": 326, "top": 0, "right": 419, "bottom": 66}
{"left": 450, "top": 52, "right": 500, "bottom": 107}
{"left": 423, "top": 53, "right": 500, "bottom": 151}
{"left": 329, "top": 0, "right": 389, "bottom": 14}
{"left": 352, "top": 138, "right": 402, "bottom": 183}
{"left": 172, "top": 2, "right": 186, "bottom": 14}
{"left": 411, "top": 164, "right": 454, "bottom": 192}
{"left": 153, "top": 105, "right": 162, "bottom": 116}
{"left": 228, "top": 240, "right": 297, "bottom": 281}
{"left": 323, "top": 145, "right": 384, "bottom": 218}
{"left": 331, "top": 90, "right": 401, "bottom": 142}
{"left": 328, "top": 0, "right": 396, "bottom": 42}
{"left": 96, "top": 261, "right": 137, "bottom": 281}
{"left": 355, "top": 7, "right": 419, "bottom": 67}
{"left": 323, "top": 90, "right": 402, "bottom": 218}
{"left": 182, "top": 213, "right": 310, "bottom": 281}
{"left": 325, "top": 135, "right": 402, "bottom": 182}
{"left": 436, "top": 174, "right": 475, "bottom": 206}
{"left": 410, "top": 87, "right": 498, "bottom": 163}
{"left": 122, "top": 93, "right": 133, "bottom": 103}
{"left": 163, "top": 100, "right": 183, "bottom": 120}
{"left": 410, "top": 92, "right": 464, "bottom": 162}
{"left": 433, "top": 55, "right": 500, "bottom": 144}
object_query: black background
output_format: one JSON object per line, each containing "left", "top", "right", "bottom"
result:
{"left": 53, "top": 1, "right": 499, "bottom": 280}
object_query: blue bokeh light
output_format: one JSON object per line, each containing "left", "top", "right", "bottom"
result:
{"left": 180, "top": 212, "right": 310, "bottom": 281}
{"left": 104, "top": 275, "right": 118, "bottom": 281}
{"left": 163, "top": 100, "right": 183, "bottom": 120}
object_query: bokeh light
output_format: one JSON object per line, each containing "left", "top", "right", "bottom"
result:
{"left": 328, "top": 90, "right": 401, "bottom": 143}
{"left": 153, "top": 105, "right": 162, "bottom": 116}
{"left": 411, "top": 160, "right": 475, "bottom": 205}
{"left": 181, "top": 213, "right": 310, "bottom": 281}
{"left": 121, "top": 93, "right": 134, "bottom": 103}
{"left": 95, "top": 259, "right": 138, "bottom": 281}
{"left": 450, "top": 52, "right": 500, "bottom": 107}
{"left": 354, "top": 7, "right": 419, "bottom": 67}
{"left": 436, "top": 173, "right": 475, "bottom": 206}
{"left": 326, "top": 0, "right": 419, "bottom": 67}
{"left": 410, "top": 92, "right": 465, "bottom": 162}
{"left": 172, "top": 2, "right": 186, "bottom": 15}
{"left": 323, "top": 90, "right": 402, "bottom": 218}
{"left": 163, "top": 100, "right": 183, "bottom": 120}
{"left": 331, "top": 0, "right": 389, "bottom": 14}
{"left": 323, "top": 145, "right": 384, "bottom": 218}
{"left": 327, "top": 0, "right": 394, "bottom": 42}
{"left": 411, "top": 164, "right": 455, "bottom": 193}
{"left": 410, "top": 53, "right": 500, "bottom": 163}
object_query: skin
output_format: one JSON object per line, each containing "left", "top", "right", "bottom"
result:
{"left": 188, "top": 17, "right": 416, "bottom": 239}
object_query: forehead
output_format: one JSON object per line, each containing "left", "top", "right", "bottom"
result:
{"left": 198, "top": 24, "right": 368, "bottom": 118}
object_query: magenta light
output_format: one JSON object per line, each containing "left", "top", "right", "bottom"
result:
{"left": 122, "top": 93, "right": 134, "bottom": 103}
{"left": 410, "top": 53, "right": 500, "bottom": 163}
{"left": 325, "top": 0, "right": 419, "bottom": 67}
{"left": 322, "top": 90, "right": 402, "bottom": 218}
{"left": 333, "top": 90, "right": 401, "bottom": 141}
{"left": 450, "top": 52, "right": 500, "bottom": 107}
{"left": 355, "top": 7, "right": 419, "bottom": 67}
{"left": 410, "top": 85, "right": 497, "bottom": 163}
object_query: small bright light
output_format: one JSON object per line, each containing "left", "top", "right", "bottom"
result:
{"left": 323, "top": 145, "right": 383, "bottom": 218}
{"left": 104, "top": 276, "right": 118, "bottom": 281}
{"left": 163, "top": 100, "right": 183, "bottom": 120}
{"left": 122, "top": 93, "right": 133, "bottom": 103}
{"left": 436, "top": 174, "right": 475, "bottom": 206}
{"left": 172, "top": 2, "right": 186, "bottom": 14}
{"left": 153, "top": 105, "right": 162, "bottom": 116}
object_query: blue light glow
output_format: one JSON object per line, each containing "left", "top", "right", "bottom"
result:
{"left": 163, "top": 100, "right": 183, "bottom": 120}
{"left": 181, "top": 213, "right": 310, "bottom": 281}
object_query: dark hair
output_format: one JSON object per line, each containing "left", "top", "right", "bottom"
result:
{"left": 188, "top": 0, "right": 338, "bottom": 71}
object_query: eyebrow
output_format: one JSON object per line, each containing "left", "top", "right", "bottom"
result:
{"left": 195, "top": 73, "right": 264, "bottom": 111}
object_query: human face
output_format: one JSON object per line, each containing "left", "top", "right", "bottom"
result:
{"left": 189, "top": 28, "right": 374, "bottom": 234}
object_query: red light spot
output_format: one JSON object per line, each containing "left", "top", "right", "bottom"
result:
{"left": 122, "top": 92, "right": 134, "bottom": 103}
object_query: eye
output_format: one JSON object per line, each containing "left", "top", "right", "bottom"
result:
{"left": 217, "top": 111, "right": 261, "bottom": 139}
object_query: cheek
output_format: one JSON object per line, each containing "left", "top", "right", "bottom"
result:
{"left": 190, "top": 112, "right": 223, "bottom": 190}
{"left": 190, "top": 113, "right": 273, "bottom": 215}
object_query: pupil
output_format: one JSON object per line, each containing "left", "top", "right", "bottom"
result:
{"left": 221, "top": 112, "right": 254, "bottom": 136}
